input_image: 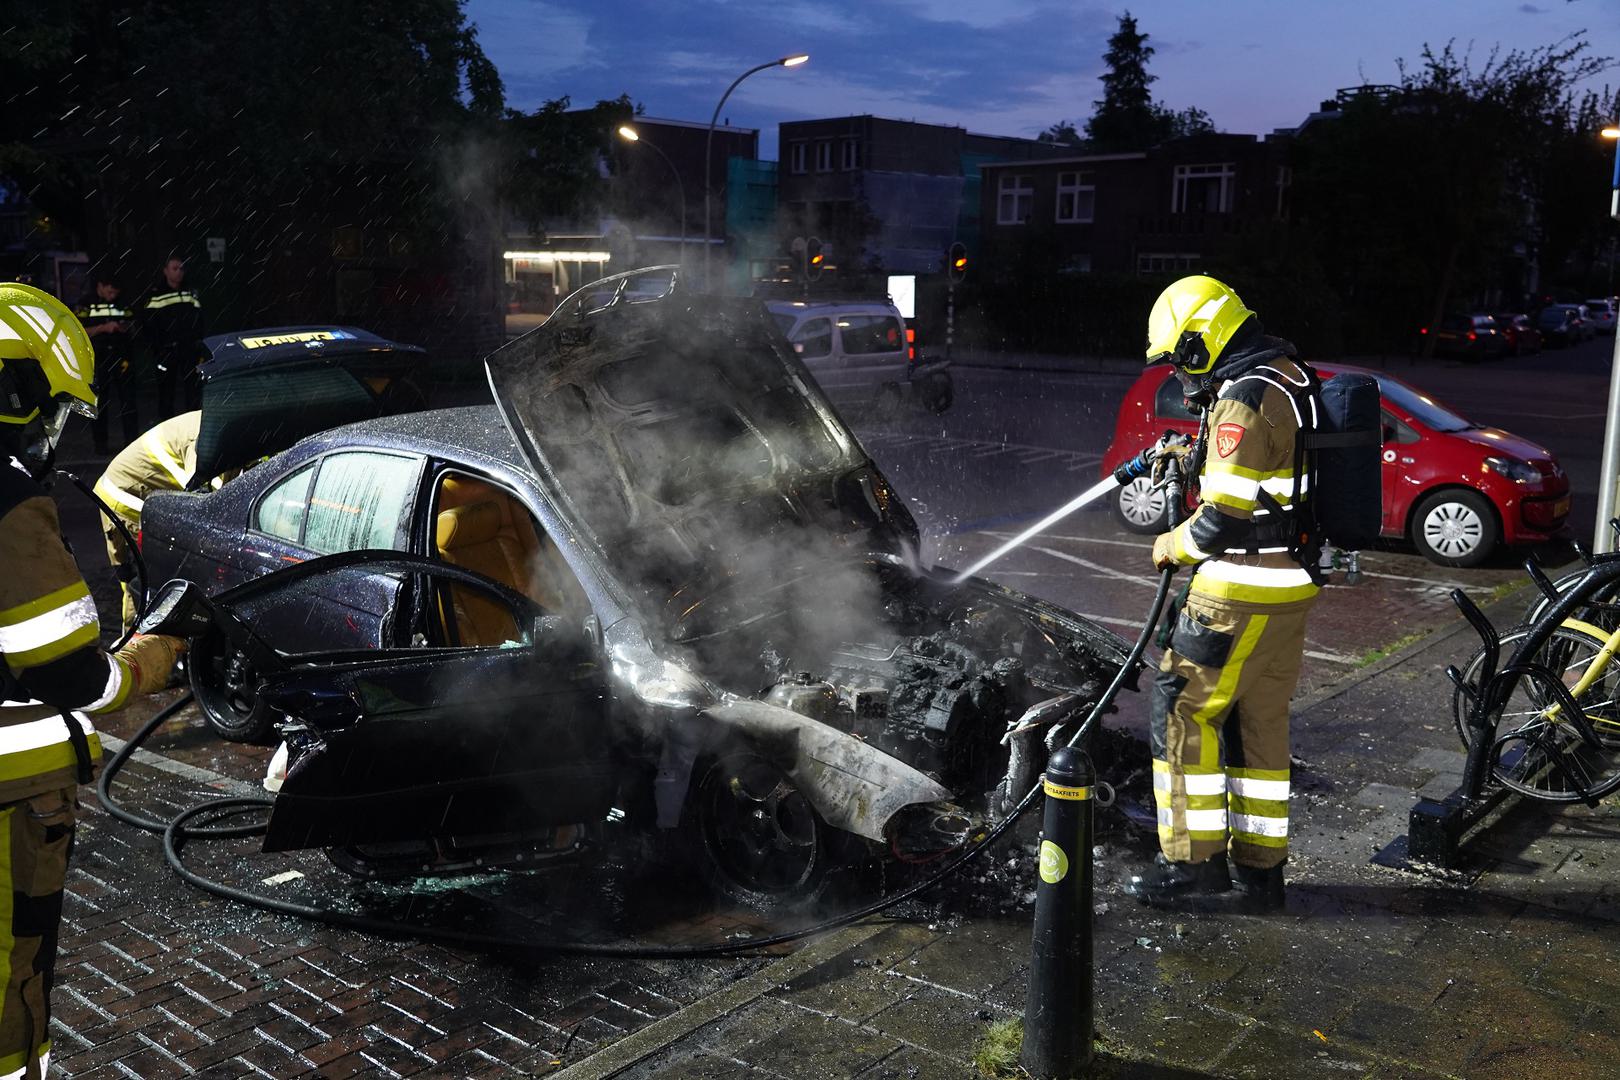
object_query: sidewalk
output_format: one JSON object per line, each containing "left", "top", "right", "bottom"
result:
{"left": 50, "top": 586, "right": 1620, "bottom": 1077}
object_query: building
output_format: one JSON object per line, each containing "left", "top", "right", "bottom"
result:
{"left": 774, "top": 116, "right": 1066, "bottom": 284}
{"left": 502, "top": 115, "right": 758, "bottom": 326}
{"left": 978, "top": 132, "right": 1296, "bottom": 281}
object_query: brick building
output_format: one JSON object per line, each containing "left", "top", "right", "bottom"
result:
{"left": 978, "top": 132, "right": 1296, "bottom": 281}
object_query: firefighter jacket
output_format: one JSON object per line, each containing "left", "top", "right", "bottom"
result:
{"left": 75, "top": 298, "right": 134, "bottom": 375}
{"left": 1162, "top": 345, "right": 1319, "bottom": 609}
{"left": 0, "top": 459, "right": 124, "bottom": 802}
{"left": 138, "top": 281, "right": 202, "bottom": 356}
{"left": 93, "top": 410, "right": 204, "bottom": 525}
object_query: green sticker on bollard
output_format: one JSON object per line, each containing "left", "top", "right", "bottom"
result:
{"left": 1039, "top": 839, "right": 1069, "bottom": 884}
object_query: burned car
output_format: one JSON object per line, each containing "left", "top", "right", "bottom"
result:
{"left": 140, "top": 269, "right": 1131, "bottom": 902}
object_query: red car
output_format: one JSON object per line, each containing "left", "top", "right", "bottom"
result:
{"left": 1100, "top": 364, "right": 1570, "bottom": 567}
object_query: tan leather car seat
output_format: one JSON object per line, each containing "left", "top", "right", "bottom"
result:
{"left": 434, "top": 474, "right": 587, "bottom": 645}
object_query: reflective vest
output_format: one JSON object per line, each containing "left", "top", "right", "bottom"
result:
{"left": 0, "top": 460, "right": 117, "bottom": 801}
{"left": 93, "top": 410, "right": 203, "bottom": 524}
{"left": 1164, "top": 357, "right": 1321, "bottom": 607}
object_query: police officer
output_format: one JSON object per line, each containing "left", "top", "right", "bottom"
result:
{"left": 94, "top": 410, "right": 217, "bottom": 630}
{"left": 0, "top": 282, "right": 184, "bottom": 1079}
{"left": 76, "top": 272, "right": 138, "bottom": 453}
{"left": 139, "top": 257, "right": 203, "bottom": 420}
{"left": 1124, "top": 276, "right": 1319, "bottom": 913}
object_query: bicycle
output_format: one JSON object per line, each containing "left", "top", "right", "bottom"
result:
{"left": 1448, "top": 535, "right": 1620, "bottom": 804}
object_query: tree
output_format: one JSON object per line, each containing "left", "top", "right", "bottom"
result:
{"left": 1085, "top": 12, "right": 1162, "bottom": 151}
{"left": 1037, "top": 120, "right": 1082, "bottom": 147}
{"left": 1292, "top": 35, "right": 1615, "bottom": 353}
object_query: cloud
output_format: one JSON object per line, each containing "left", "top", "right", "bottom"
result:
{"left": 1519, "top": 3, "right": 1546, "bottom": 12}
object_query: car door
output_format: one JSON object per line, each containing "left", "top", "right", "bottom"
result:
{"left": 1379, "top": 409, "right": 1421, "bottom": 534}
{"left": 256, "top": 559, "right": 613, "bottom": 852}
{"left": 833, "top": 312, "right": 908, "bottom": 382}
{"left": 789, "top": 316, "right": 835, "bottom": 380}
{"left": 239, "top": 448, "right": 425, "bottom": 651}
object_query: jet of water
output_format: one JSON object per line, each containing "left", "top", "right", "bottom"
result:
{"left": 950, "top": 475, "right": 1123, "bottom": 584}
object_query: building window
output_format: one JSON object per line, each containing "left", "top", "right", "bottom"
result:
{"left": 1136, "top": 252, "right": 1200, "bottom": 275}
{"left": 997, "top": 174, "right": 1033, "bottom": 225}
{"left": 1062, "top": 253, "right": 1093, "bottom": 274}
{"left": 1171, "top": 163, "right": 1235, "bottom": 213}
{"left": 815, "top": 141, "right": 834, "bottom": 172}
{"left": 842, "top": 139, "right": 860, "bottom": 170}
{"left": 790, "top": 142, "right": 807, "bottom": 174}
{"left": 1055, "top": 171, "right": 1095, "bottom": 223}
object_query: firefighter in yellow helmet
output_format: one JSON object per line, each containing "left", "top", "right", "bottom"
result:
{"left": 0, "top": 282, "right": 184, "bottom": 1079}
{"left": 1124, "top": 275, "right": 1319, "bottom": 913}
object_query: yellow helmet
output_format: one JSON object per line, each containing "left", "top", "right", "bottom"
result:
{"left": 1144, "top": 275, "right": 1255, "bottom": 375}
{"left": 0, "top": 282, "right": 97, "bottom": 438}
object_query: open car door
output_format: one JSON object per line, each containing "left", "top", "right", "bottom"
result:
{"left": 192, "top": 552, "right": 615, "bottom": 853}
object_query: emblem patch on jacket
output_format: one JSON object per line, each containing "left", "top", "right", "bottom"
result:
{"left": 1215, "top": 423, "right": 1245, "bottom": 458}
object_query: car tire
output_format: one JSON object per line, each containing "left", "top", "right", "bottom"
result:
{"left": 684, "top": 745, "right": 878, "bottom": 911}
{"left": 1113, "top": 476, "right": 1170, "bottom": 534}
{"left": 188, "top": 631, "right": 278, "bottom": 742}
{"left": 918, "top": 371, "right": 953, "bottom": 415}
{"left": 1411, "top": 489, "right": 1499, "bottom": 568}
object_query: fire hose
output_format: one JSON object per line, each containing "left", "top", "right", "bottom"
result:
{"left": 94, "top": 452, "right": 1185, "bottom": 959}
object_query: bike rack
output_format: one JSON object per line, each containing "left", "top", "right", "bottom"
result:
{"left": 1407, "top": 537, "right": 1620, "bottom": 868}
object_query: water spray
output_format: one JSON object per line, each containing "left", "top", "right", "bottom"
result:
{"left": 951, "top": 435, "right": 1188, "bottom": 584}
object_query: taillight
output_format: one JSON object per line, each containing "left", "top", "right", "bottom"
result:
{"left": 1419, "top": 327, "right": 1428, "bottom": 335}
{"left": 1467, "top": 331, "right": 1477, "bottom": 341}
{"left": 906, "top": 328, "right": 915, "bottom": 344}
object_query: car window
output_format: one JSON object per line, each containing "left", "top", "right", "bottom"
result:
{"left": 1375, "top": 377, "right": 1473, "bottom": 433}
{"left": 838, "top": 314, "right": 904, "bottom": 355}
{"left": 1471, "top": 316, "right": 1495, "bottom": 330}
{"left": 1153, "top": 374, "right": 1199, "bottom": 421}
{"left": 770, "top": 312, "right": 797, "bottom": 336}
{"left": 794, "top": 317, "right": 832, "bottom": 358}
{"left": 253, "top": 463, "right": 316, "bottom": 541}
{"left": 303, "top": 451, "right": 421, "bottom": 555}
{"left": 1440, "top": 315, "right": 1469, "bottom": 331}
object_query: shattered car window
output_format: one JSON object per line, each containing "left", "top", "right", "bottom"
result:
{"left": 303, "top": 451, "right": 421, "bottom": 554}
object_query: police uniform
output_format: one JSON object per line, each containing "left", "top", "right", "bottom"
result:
{"left": 139, "top": 284, "right": 202, "bottom": 419}
{"left": 94, "top": 411, "right": 208, "bottom": 630}
{"left": 1152, "top": 352, "right": 1316, "bottom": 871}
{"left": 74, "top": 298, "right": 138, "bottom": 452}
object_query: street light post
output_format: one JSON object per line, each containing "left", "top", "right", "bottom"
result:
{"left": 1596, "top": 124, "right": 1620, "bottom": 552}
{"left": 704, "top": 53, "right": 808, "bottom": 291}
{"left": 618, "top": 125, "right": 686, "bottom": 260}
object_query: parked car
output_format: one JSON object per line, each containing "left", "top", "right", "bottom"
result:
{"left": 139, "top": 269, "right": 1130, "bottom": 903}
{"left": 1537, "top": 305, "right": 1581, "bottom": 347}
{"left": 765, "top": 298, "right": 952, "bottom": 414}
{"left": 1100, "top": 363, "right": 1570, "bottom": 567}
{"left": 1558, "top": 303, "right": 1595, "bottom": 341}
{"left": 1585, "top": 298, "right": 1617, "bottom": 334}
{"left": 1418, "top": 314, "right": 1507, "bottom": 360}
{"left": 1491, "top": 313, "right": 1541, "bottom": 355}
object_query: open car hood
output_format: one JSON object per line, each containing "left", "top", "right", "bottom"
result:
{"left": 485, "top": 266, "right": 921, "bottom": 624}
{"left": 192, "top": 326, "right": 428, "bottom": 484}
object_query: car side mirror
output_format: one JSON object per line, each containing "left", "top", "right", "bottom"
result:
{"left": 136, "top": 579, "right": 213, "bottom": 638}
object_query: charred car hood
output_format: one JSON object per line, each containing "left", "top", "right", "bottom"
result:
{"left": 486, "top": 270, "right": 921, "bottom": 628}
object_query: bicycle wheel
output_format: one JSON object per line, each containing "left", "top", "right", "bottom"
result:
{"left": 1522, "top": 572, "right": 1620, "bottom": 634}
{"left": 1485, "top": 625, "right": 1620, "bottom": 802}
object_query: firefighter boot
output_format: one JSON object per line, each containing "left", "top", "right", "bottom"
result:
{"left": 1230, "top": 861, "right": 1286, "bottom": 912}
{"left": 1125, "top": 853, "right": 1231, "bottom": 906}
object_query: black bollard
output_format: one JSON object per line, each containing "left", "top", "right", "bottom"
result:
{"left": 1021, "top": 745, "right": 1095, "bottom": 1079}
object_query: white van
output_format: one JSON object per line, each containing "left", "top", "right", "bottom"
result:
{"left": 765, "top": 299, "right": 952, "bottom": 414}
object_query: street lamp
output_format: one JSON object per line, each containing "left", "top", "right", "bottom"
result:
{"left": 618, "top": 124, "right": 687, "bottom": 259}
{"left": 1595, "top": 124, "right": 1620, "bottom": 552}
{"left": 704, "top": 53, "right": 809, "bottom": 289}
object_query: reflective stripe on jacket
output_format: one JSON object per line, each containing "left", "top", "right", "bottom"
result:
{"left": 0, "top": 459, "right": 116, "bottom": 800}
{"left": 1165, "top": 358, "right": 1320, "bottom": 608}
{"left": 93, "top": 411, "right": 202, "bottom": 524}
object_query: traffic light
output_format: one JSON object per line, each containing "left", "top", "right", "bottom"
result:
{"left": 948, "top": 242, "right": 968, "bottom": 283}
{"left": 806, "top": 236, "right": 824, "bottom": 280}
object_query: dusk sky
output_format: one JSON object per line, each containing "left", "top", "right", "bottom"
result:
{"left": 464, "top": 0, "right": 1620, "bottom": 157}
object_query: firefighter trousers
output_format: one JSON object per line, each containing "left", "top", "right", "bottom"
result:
{"left": 0, "top": 788, "right": 75, "bottom": 1080}
{"left": 1149, "top": 590, "right": 1313, "bottom": 870}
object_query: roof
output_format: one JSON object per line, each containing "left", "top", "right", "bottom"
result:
{"left": 306, "top": 405, "right": 523, "bottom": 468}
{"left": 200, "top": 326, "right": 425, "bottom": 378}
{"left": 979, "top": 152, "right": 1148, "bottom": 169}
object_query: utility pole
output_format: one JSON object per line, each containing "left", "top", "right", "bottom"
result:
{"left": 1596, "top": 125, "right": 1620, "bottom": 552}
{"left": 946, "top": 242, "right": 967, "bottom": 363}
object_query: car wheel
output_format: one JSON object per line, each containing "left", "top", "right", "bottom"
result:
{"left": 1411, "top": 489, "right": 1499, "bottom": 568}
{"left": 918, "top": 371, "right": 953, "bottom": 415}
{"left": 189, "top": 632, "right": 277, "bottom": 742}
{"left": 685, "top": 746, "right": 877, "bottom": 910}
{"left": 1113, "top": 476, "right": 1169, "bottom": 534}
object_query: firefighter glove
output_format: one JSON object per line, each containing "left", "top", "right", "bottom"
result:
{"left": 114, "top": 634, "right": 186, "bottom": 694}
{"left": 1151, "top": 531, "right": 1177, "bottom": 570}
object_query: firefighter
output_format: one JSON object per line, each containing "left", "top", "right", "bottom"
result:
{"left": 1124, "top": 275, "right": 1318, "bottom": 913}
{"left": 76, "top": 272, "right": 138, "bottom": 454}
{"left": 0, "top": 282, "right": 184, "bottom": 1079}
{"left": 94, "top": 411, "right": 209, "bottom": 629}
{"left": 139, "top": 257, "right": 203, "bottom": 420}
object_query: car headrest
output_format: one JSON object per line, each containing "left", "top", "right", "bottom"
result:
{"left": 436, "top": 500, "right": 504, "bottom": 551}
